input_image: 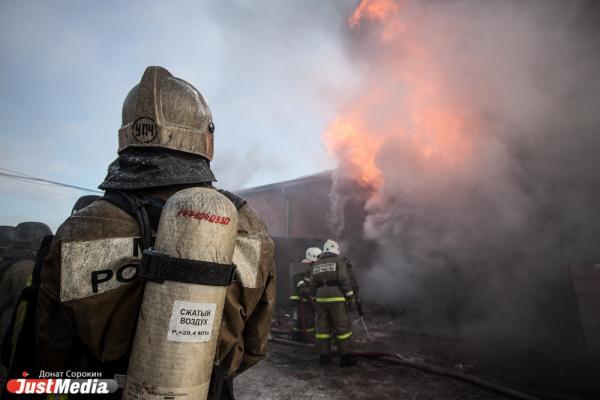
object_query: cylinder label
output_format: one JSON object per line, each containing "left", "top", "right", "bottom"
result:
{"left": 167, "top": 301, "right": 216, "bottom": 342}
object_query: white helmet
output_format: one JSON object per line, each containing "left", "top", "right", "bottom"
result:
{"left": 304, "top": 247, "right": 322, "bottom": 263}
{"left": 323, "top": 239, "right": 340, "bottom": 255}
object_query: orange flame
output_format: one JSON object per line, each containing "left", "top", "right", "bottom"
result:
{"left": 324, "top": 0, "right": 472, "bottom": 190}
{"left": 324, "top": 116, "right": 384, "bottom": 187}
{"left": 349, "top": 0, "right": 400, "bottom": 27}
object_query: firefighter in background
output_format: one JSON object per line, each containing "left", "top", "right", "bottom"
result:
{"left": 0, "top": 226, "right": 15, "bottom": 262}
{"left": 0, "top": 195, "right": 100, "bottom": 385}
{"left": 0, "top": 222, "right": 51, "bottom": 343}
{"left": 0, "top": 222, "right": 51, "bottom": 383}
{"left": 0, "top": 225, "right": 15, "bottom": 383}
{"left": 309, "top": 239, "right": 357, "bottom": 367}
{"left": 289, "top": 247, "right": 321, "bottom": 342}
{"left": 36, "top": 66, "right": 275, "bottom": 400}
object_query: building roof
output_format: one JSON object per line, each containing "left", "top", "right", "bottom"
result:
{"left": 236, "top": 170, "right": 332, "bottom": 196}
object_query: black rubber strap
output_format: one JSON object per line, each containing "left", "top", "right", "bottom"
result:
{"left": 102, "top": 191, "right": 165, "bottom": 250}
{"left": 31, "top": 234, "right": 54, "bottom": 289}
{"left": 140, "top": 249, "right": 236, "bottom": 286}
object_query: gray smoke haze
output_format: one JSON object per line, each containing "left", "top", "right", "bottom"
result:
{"left": 328, "top": 0, "right": 600, "bottom": 352}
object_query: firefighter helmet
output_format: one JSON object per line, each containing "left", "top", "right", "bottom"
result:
{"left": 2, "top": 222, "right": 52, "bottom": 260}
{"left": 71, "top": 195, "right": 101, "bottom": 215}
{"left": 305, "top": 247, "right": 322, "bottom": 262}
{"left": 13, "top": 222, "right": 52, "bottom": 248}
{"left": 118, "top": 66, "right": 215, "bottom": 160}
{"left": 99, "top": 66, "right": 217, "bottom": 190}
{"left": 323, "top": 239, "right": 340, "bottom": 255}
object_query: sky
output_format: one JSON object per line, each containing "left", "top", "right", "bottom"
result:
{"left": 0, "top": 0, "right": 360, "bottom": 231}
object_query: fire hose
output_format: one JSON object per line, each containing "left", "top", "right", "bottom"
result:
{"left": 274, "top": 306, "right": 583, "bottom": 400}
{"left": 268, "top": 335, "right": 550, "bottom": 400}
{"left": 281, "top": 293, "right": 582, "bottom": 400}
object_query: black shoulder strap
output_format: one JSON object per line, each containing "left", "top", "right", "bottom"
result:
{"left": 217, "top": 189, "right": 247, "bottom": 210}
{"left": 30, "top": 234, "right": 54, "bottom": 290}
{"left": 102, "top": 191, "right": 165, "bottom": 250}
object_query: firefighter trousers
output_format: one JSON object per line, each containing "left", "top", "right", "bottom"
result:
{"left": 315, "top": 302, "right": 352, "bottom": 355}
{"left": 293, "top": 299, "right": 315, "bottom": 335}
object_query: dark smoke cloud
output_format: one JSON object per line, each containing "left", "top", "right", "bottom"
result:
{"left": 330, "top": 0, "right": 600, "bottom": 353}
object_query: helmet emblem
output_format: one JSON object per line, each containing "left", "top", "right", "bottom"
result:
{"left": 132, "top": 117, "right": 158, "bottom": 143}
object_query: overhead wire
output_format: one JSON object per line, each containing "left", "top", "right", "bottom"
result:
{"left": 0, "top": 167, "right": 101, "bottom": 194}
{"left": 0, "top": 178, "right": 75, "bottom": 200}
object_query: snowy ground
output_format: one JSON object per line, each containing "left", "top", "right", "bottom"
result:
{"left": 235, "top": 309, "right": 598, "bottom": 399}
{"left": 236, "top": 342, "right": 510, "bottom": 400}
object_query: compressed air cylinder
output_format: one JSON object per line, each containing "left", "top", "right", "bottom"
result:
{"left": 124, "top": 188, "right": 238, "bottom": 400}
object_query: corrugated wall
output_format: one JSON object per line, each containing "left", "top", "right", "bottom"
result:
{"left": 237, "top": 172, "right": 333, "bottom": 239}
{"left": 236, "top": 172, "right": 333, "bottom": 304}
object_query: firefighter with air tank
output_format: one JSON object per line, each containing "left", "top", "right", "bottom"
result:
{"left": 289, "top": 247, "right": 321, "bottom": 342}
{"left": 0, "top": 222, "right": 51, "bottom": 343}
{"left": 34, "top": 66, "right": 276, "bottom": 400}
{"left": 309, "top": 239, "right": 358, "bottom": 367}
{"left": 0, "top": 222, "right": 51, "bottom": 382}
{"left": 0, "top": 195, "right": 101, "bottom": 381}
{"left": 0, "top": 226, "right": 15, "bottom": 262}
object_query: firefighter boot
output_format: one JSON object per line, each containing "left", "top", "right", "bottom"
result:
{"left": 340, "top": 354, "right": 357, "bottom": 367}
